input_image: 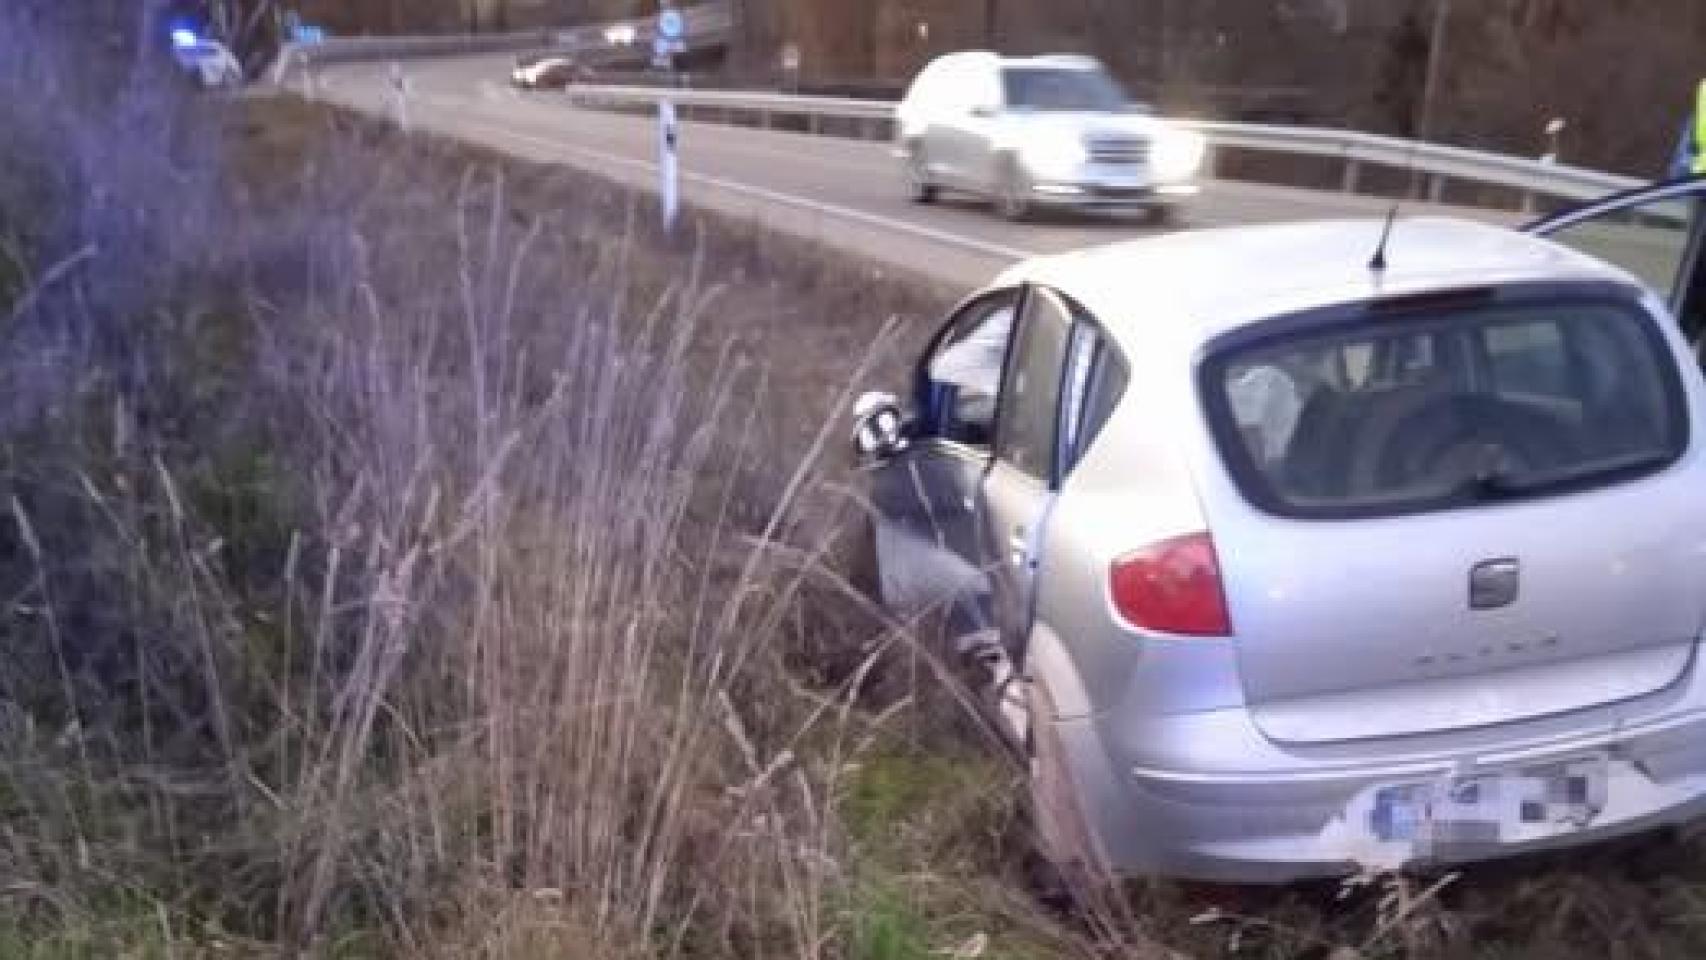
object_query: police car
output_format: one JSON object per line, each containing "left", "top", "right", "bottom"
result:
{"left": 170, "top": 30, "right": 243, "bottom": 89}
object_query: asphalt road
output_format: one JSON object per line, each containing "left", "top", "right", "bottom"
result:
{"left": 309, "top": 54, "right": 1524, "bottom": 288}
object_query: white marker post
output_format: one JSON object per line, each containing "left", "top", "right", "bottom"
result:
{"left": 389, "top": 62, "right": 410, "bottom": 132}
{"left": 660, "top": 99, "right": 680, "bottom": 232}
{"left": 656, "top": 7, "right": 686, "bottom": 232}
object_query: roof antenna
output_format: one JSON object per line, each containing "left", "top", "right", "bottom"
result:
{"left": 1369, "top": 203, "right": 1399, "bottom": 273}
{"left": 1371, "top": 125, "right": 1425, "bottom": 274}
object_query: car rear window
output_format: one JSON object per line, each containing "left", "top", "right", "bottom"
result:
{"left": 1201, "top": 291, "right": 1688, "bottom": 519}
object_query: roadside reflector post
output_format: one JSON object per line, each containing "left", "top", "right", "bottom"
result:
{"left": 655, "top": 5, "right": 686, "bottom": 233}
{"left": 389, "top": 61, "right": 410, "bottom": 131}
{"left": 660, "top": 99, "right": 680, "bottom": 232}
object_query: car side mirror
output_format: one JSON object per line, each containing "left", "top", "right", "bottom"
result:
{"left": 852, "top": 391, "right": 911, "bottom": 461}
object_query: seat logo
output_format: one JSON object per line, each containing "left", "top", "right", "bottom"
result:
{"left": 1469, "top": 558, "right": 1520, "bottom": 611}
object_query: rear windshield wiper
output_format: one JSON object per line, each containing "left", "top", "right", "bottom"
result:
{"left": 1461, "top": 449, "right": 1675, "bottom": 500}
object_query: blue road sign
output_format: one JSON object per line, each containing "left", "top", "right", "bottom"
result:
{"left": 658, "top": 8, "right": 685, "bottom": 41}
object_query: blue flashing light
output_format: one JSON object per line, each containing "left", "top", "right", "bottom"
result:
{"left": 171, "top": 28, "right": 200, "bottom": 49}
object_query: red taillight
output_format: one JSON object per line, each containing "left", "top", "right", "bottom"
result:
{"left": 1109, "top": 532, "right": 1231, "bottom": 637}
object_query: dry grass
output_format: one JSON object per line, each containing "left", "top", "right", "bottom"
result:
{"left": 0, "top": 11, "right": 1005, "bottom": 957}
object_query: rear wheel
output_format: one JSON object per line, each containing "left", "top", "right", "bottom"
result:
{"left": 906, "top": 143, "right": 940, "bottom": 204}
{"left": 1026, "top": 680, "right": 1107, "bottom": 894}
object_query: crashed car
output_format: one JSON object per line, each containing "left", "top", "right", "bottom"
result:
{"left": 851, "top": 180, "right": 1706, "bottom": 882}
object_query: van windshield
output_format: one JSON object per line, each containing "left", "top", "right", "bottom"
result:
{"left": 1202, "top": 293, "right": 1687, "bottom": 519}
{"left": 1001, "top": 67, "right": 1127, "bottom": 112}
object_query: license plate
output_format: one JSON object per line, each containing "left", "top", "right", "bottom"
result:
{"left": 1092, "top": 184, "right": 1150, "bottom": 200}
{"left": 1370, "top": 755, "right": 1608, "bottom": 851}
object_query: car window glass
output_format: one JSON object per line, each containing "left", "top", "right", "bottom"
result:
{"left": 1055, "top": 306, "right": 1128, "bottom": 476}
{"left": 1079, "top": 348, "right": 1129, "bottom": 466}
{"left": 1001, "top": 67, "right": 1125, "bottom": 112}
{"left": 926, "top": 295, "right": 1018, "bottom": 446}
{"left": 996, "top": 290, "right": 1075, "bottom": 482}
{"left": 1484, "top": 321, "right": 1570, "bottom": 398}
{"left": 1541, "top": 197, "right": 1695, "bottom": 300}
{"left": 1211, "top": 296, "right": 1684, "bottom": 519}
{"left": 1060, "top": 325, "right": 1098, "bottom": 460}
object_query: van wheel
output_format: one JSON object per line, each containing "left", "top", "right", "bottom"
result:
{"left": 994, "top": 158, "right": 1033, "bottom": 222}
{"left": 907, "top": 144, "right": 940, "bottom": 204}
{"left": 1026, "top": 680, "right": 1107, "bottom": 898}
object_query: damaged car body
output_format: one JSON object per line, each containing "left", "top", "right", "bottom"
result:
{"left": 852, "top": 182, "right": 1706, "bottom": 882}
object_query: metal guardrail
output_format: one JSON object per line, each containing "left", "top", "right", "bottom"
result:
{"left": 1184, "top": 119, "right": 1643, "bottom": 203}
{"left": 561, "top": 83, "right": 1645, "bottom": 207}
{"left": 568, "top": 84, "right": 892, "bottom": 120}
{"left": 269, "top": 31, "right": 557, "bottom": 84}
{"left": 268, "top": 2, "right": 733, "bottom": 86}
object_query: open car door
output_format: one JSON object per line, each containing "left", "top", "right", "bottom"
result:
{"left": 1525, "top": 177, "right": 1706, "bottom": 353}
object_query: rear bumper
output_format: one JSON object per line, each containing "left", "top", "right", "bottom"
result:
{"left": 1058, "top": 700, "right": 1706, "bottom": 883}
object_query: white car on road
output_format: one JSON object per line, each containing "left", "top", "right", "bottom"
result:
{"left": 895, "top": 52, "right": 1204, "bottom": 223}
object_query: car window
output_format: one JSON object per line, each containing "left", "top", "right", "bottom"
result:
{"left": 1060, "top": 324, "right": 1099, "bottom": 464}
{"left": 1055, "top": 302, "right": 1128, "bottom": 477}
{"left": 1484, "top": 320, "right": 1570, "bottom": 398}
{"left": 1076, "top": 346, "right": 1128, "bottom": 469}
{"left": 1539, "top": 197, "right": 1697, "bottom": 300}
{"left": 996, "top": 288, "right": 1075, "bottom": 482}
{"left": 1205, "top": 291, "right": 1686, "bottom": 519}
{"left": 1001, "top": 67, "right": 1126, "bottom": 112}
{"left": 924, "top": 292, "right": 1020, "bottom": 446}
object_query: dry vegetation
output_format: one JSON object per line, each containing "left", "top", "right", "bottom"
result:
{"left": 12, "top": 6, "right": 1706, "bottom": 960}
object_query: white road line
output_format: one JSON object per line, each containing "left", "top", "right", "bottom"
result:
{"left": 417, "top": 96, "right": 1041, "bottom": 265}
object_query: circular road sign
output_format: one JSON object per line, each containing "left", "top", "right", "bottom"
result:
{"left": 658, "top": 8, "right": 685, "bottom": 41}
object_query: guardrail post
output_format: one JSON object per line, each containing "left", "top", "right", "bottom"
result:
{"left": 1341, "top": 158, "right": 1362, "bottom": 194}
{"left": 1428, "top": 174, "right": 1446, "bottom": 203}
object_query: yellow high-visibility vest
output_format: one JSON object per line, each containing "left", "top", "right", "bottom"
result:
{"left": 1695, "top": 81, "right": 1706, "bottom": 174}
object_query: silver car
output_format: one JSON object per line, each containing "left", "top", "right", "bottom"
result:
{"left": 852, "top": 186, "right": 1706, "bottom": 882}
{"left": 894, "top": 52, "right": 1204, "bottom": 222}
